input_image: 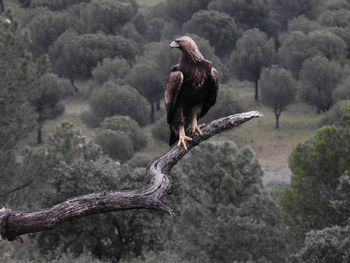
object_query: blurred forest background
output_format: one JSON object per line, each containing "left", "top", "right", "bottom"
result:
{"left": 1, "top": 0, "right": 350, "bottom": 262}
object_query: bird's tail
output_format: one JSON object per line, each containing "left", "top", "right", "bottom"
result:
{"left": 170, "top": 129, "right": 178, "bottom": 146}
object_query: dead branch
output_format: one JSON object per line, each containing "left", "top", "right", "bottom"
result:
{"left": 0, "top": 111, "right": 262, "bottom": 243}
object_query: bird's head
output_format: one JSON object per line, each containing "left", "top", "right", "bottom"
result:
{"left": 170, "top": 36, "right": 204, "bottom": 63}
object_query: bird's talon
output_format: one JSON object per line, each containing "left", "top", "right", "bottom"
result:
{"left": 177, "top": 136, "right": 192, "bottom": 150}
{"left": 191, "top": 124, "right": 205, "bottom": 135}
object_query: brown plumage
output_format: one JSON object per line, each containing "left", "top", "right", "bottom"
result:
{"left": 165, "top": 36, "right": 219, "bottom": 149}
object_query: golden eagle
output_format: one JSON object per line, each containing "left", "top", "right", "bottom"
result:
{"left": 165, "top": 36, "right": 219, "bottom": 150}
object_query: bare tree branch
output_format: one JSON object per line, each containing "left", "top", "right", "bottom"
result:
{"left": 0, "top": 111, "right": 262, "bottom": 243}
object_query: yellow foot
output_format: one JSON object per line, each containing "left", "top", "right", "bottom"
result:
{"left": 177, "top": 136, "right": 192, "bottom": 151}
{"left": 191, "top": 123, "right": 205, "bottom": 135}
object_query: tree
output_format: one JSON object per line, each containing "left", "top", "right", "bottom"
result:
{"left": 49, "top": 31, "right": 138, "bottom": 83}
{"left": 183, "top": 10, "right": 239, "bottom": 58}
{"left": 230, "top": 28, "right": 277, "bottom": 101}
{"left": 299, "top": 55, "right": 343, "bottom": 112}
{"left": 28, "top": 55, "right": 73, "bottom": 143}
{"left": 290, "top": 172, "right": 350, "bottom": 262}
{"left": 308, "top": 30, "right": 347, "bottom": 62}
{"left": 88, "top": 80, "right": 150, "bottom": 126}
{"left": 6, "top": 122, "right": 159, "bottom": 261}
{"left": 317, "top": 8, "right": 350, "bottom": 27}
{"left": 208, "top": 0, "right": 271, "bottom": 32}
{"left": 126, "top": 60, "right": 164, "bottom": 123}
{"left": 269, "top": 0, "right": 319, "bottom": 31}
{"left": 28, "top": 0, "right": 91, "bottom": 11}
{"left": 333, "top": 75, "right": 350, "bottom": 103}
{"left": 278, "top": 31, "right": 315, "bottom": 77}
{"left": 0, "top": 12, "right": 36, "bottom": 197}
{"left": 70, "top": 0, "right": 137, "bottom": 34}
{"left": 320, "top": 100, "right": 350, "bottom": 127}
{"left": 95, "top": 129, "right": 134, "bottom": 161}
{"left": 28, "top": 10, "right": 70, "bottom": 58}
{"left": 260, "top": 66, "right": 297, "bottom": 129}
{"left": 151, "top": 115, "right": 169, "bottom": 144}
{"left": 287, "top": 15, "right": 322, "bottom": 34}
{"left": 279, "top": 30, "right": 347, "bottom": 78}
{"left": 280, "top": 122, "right": 350, "bottom": 242}
{"left": 159, "top": 141, "right": 288, "bottom": 262}
{"left": 92, "top": 57, "right": 131, "bottom": 84}
{"left": 165, "top": 0, "right": 211, "bottom": 23}
{"left": 290, "top": 225, "right": 350, "bottom": 263}
{"left": 100, "top": 115, "right": 147, "bottom": 151}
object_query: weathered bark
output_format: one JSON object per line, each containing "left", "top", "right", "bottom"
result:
{"left": 274, "top": 106, "right": 281, "bottom": 129}
{"left": 0, "top": 111, "right": 262, "bottom": 243}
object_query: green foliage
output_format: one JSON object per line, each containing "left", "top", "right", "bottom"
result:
{"left": 260, "top": 66, "right": 297, "bottom": 129}
{"left": 165, "top": 0, "right": 211, "bottom": 23}
{"left": 9, "top": 122, "right": 161, "bottom": 261}
{"left": 80, "top": 110, "right": 101, "bottom": 128}
{"left": 95, "top": 128, "right": 134, "bottom": 161}
{"left": 151, "top": 115, "right": 169, "bottom": 144}
{"left": 49, "top": 30, "right": 138, "bottom": 80}
{"left": 208, "top": 0, "right": 271, "bottom": 32}
{"left": 230, "top": 28, "right": 276, "bottom": 100}
{"left": 299, "top": 55, "right": 342, "bottom": 112}
{"left": 320, "top": 100, "right": 350, "bottom": 126}
{"left": 126, "top": 60, "right": 163, "bottom": 103}
{"left": 157, "top": 141, "right": 289, "bottom": 262}
{"left": 183, "top": 10, "right": 239, "bottom": 57}
{"left": 145, "top": 17, "right": 167, "bottom": 42}
{"left": 127, "top": 152, "right": 152, "bottom": 168}
{"left": 30, "top": 71, "right": 72, "bottom": 121}
{"left": 308, "top": 30, "right": 348, "bottom": 61}
{"left": 142, "top": 40, "right": 181, "bottom": 80}
{"left": 100, "top": 115, "right": 148, "bottom": 151}
{"left": 179, "top": 141, "right": 263, "bottom": 207}
{"left": 71, "top": 0, "right": 137, "bottom": 34}
{"left": 30, "top": 0, "right": 90, "bottom": 11}
{"left": 88, "top": 80, "right": 150, "bottom": 126}
{"left": 279, "top": 29, "right": 347, "bottom": 77}
{"left": 279, "top": 31, "right": 315, "bottom": 77}
{"left": 333, "top": 75, "right": 350, "bottom": 102}
{"left": 287, "top": 15, "right": 322, "bottom": 34}
{"left": 92, "top": 57, "right": 131, "bottom": 84}
{"left": 317, "top": 8, "right": 350, "bottom": 27}
{"left": 28, "top": 9, "right": 70, "bottom": 57}
{"left": 290, "top": 225, "right": 350, "bottom": 263}
{"left": 0, "top": 12, "right": 36, "bottom": 195}
{"left": 280, "top": 122, "right": 350, "bottom": 241}
{"left": 211, "top": 195, "right": 288, "bottom": 262}
{"left": 269, "top": 0, "right": 320, "bottom": 30}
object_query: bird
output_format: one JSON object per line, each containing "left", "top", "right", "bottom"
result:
{"left": 165, "top": 36, "right": 218, "bottom": 150}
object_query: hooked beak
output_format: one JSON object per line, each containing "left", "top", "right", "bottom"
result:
{"left": 170, "top": 41, "right": 180, "bottom": 48}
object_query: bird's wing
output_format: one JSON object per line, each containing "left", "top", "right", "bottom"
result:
{"left": 200, "top": 67, "right": 219, "bottom": 118}
{"left": 165, "top": 67, "right": 184, "bottom": 124}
